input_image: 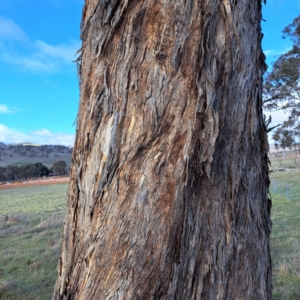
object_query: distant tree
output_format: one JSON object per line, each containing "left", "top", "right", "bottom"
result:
{"left": 264, "top": 15, "right": 300, "bottom": 140}
{"left": 10, "top": 163, "right": 50, "bottom": 180}
{"left": 46, "top": 149, "right": 53, "bottom": 155}
{"left": 273, "top": 116, "right": 300, "bottom": 147}
{"left": 40, "top": 145, "right": 49, "bottom": 151}
{"left": 52, "top": 161, "right": 67, "bottom": 175}
{"left": 54, "top": 145, "right": 67, "bottom": 153}
{"left": 6, "top": 165, "right": 18, "bottom": 181}
{"left": 273, "top": 126, "right": 294, "bottom": 155}
{"left": 18, "top": 164, "right": 30, "bottom": 179}
{"left": 0, "top": 167, "right": 6, "bottom": 182}
{"left": 33, "top": 163, "right": 50, "bottom": 177}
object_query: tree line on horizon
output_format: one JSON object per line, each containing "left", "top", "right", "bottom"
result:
{"left": 0, "top": 161, "right": 68, "bottom": 182}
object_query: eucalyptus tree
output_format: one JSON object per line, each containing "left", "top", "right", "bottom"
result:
{"left": 53, "top": 0, "right": 272, "bottom": 299}
{"left": 264, "top": 15, "right": 300, "bottom": 145}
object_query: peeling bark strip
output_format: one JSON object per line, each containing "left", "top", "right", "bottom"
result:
{"left": 53, "top": 0, "right": 272, "bottom": 299}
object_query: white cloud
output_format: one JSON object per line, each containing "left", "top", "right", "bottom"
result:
{"left": 0, "top": 16, "right": 27, "bottom": 41}
{"left": 264, "top": 50, "right": 277, "bottom": 57}
{"left": 0, "top": 124, "right": 29, "bottom": 144}
{"left": 0, "top": 15, "right": 80, "bottom": 73}
{"left": 31, "top": 129, "right": 53, "bottom": 137}
{"left": 1, "top": 38, "right": 81, "bottom": 73}
{"left": 0, "top": 124, "right": 75, "bottom": 146}
{"left": 0, "top": 104, "right": 16, "bottom": 114}
{"left": 2, "top": 52, "right": 55, "bottom": 73}
{"left": 264, "top": 47, "right": 291, "bottom": 58}
{"left": 35, "top": 39, "right": 81, "bottom": 63}
{"left": 30, "top": 129, "right": 75, "bottom": 145}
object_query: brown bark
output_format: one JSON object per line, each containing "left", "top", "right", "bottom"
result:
{"left": 53, "top": 0, "right": 272, "bottom": 299}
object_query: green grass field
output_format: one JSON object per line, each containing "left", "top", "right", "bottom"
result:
{"left": 270, "top": 156, "right": 300, "bottom": 169}
{"left": 270, "top": 170, "right": 300, "bottom": 299}
{"left": 0, "top": 170, "right": 299, "bottom": 299}
{"left": 0, "top": 184, "right": 68, "bottom": 299}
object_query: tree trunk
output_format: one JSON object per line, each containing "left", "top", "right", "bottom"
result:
{"left": 53, "top": 0, "right": 272, "bottom": 299}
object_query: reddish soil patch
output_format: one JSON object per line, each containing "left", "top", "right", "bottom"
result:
{"left": 0, "top": 176, "right": 70, "bottom": 190}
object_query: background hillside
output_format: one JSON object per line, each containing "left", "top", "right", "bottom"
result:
{"left": 0, "top": 143, "right": 72, "bottom": 169}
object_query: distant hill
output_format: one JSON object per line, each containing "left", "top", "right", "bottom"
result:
{"left": 0, "top": 143, "right": 72, "bottom": 168}
{"left": 10, "top": 142, "right": 41, "bottom": 146}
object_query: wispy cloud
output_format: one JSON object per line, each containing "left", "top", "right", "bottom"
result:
{"left": 31, "top": 129, "right": 75, "bottom": 145}
{"left": 2, "top": 53, "right": 56, "bottom": 73}
{"left": 0, "top": 104, "right": 16, "bottom": 114}
{"left": 35, "top": 39, "right": 81, "bottom": 63}
{"left": 0, "top": 124, "right": 75, "bottom": 146}
{"left": 31, "top": 129, "right": 54, "bottom": 137}
{"left": 0, "top": 16, "right": 80, "bottom": 73}
{"left": 0, "top": 16, "right": 27, "bottom": 42}
{"left": 264, "top": 50, "right": 277, "bottom": 57}
{"left": 0, "top": 124, "right": 29, "bottom": 144}
{"left": 1, "top": 39, "right": 80, "bottom": 73}
{"left": 264, "top": 47, "right": 291, "bottom": 58}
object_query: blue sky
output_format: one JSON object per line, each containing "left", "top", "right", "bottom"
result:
{"left": 0, "top": 0, "right": 299, "bottom": 145}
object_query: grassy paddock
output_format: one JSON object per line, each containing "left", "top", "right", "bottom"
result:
{"left": 270, "top": 155, "right": 300, "bottom": 169}
{"left": 0, "top": 184, "right": 68, "bottom": 299}
{"left": 270, "top": 170, "right": 300, "bottom": 299}
{"left": 0, "top": 171, "right": 299, "bottom": 299}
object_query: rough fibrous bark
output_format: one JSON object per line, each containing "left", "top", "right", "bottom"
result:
{"left": 53, "top": 0, "right": 272, "bottom": 299}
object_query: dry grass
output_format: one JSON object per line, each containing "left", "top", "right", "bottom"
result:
{"left": 273, "top": 241, "right": 300, "bottom": 299}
